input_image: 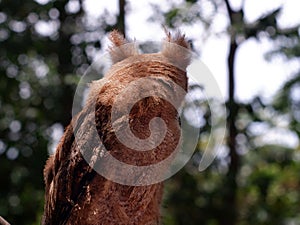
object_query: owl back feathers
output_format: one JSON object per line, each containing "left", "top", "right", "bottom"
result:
{"left": 42, "top": 29, "right": 192, "bottom": 225}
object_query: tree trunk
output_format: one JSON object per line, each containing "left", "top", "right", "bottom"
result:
{"left": 220, "top": 1, "right": 240, "bottom": 225}
{"left": 117, "top": 0, "right": 126, "bottom": 37}
{"left": 221, "top": 36, "right": 239, "bottom": 225}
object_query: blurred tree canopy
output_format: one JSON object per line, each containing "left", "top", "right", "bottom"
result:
{"left": 155, "top": 0, "right": 300, "bottom": 225}
{"left": 0, "top": 0, "right": 123, "bottom": 224}
{"left": 0, "top": 0, "right": 299, "bottom": 225}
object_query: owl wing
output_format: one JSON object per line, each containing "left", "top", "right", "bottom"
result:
{"left": 42, "top": 107, "right": 100, "bottom": 225}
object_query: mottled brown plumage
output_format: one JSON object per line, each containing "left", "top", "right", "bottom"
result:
{"left": 42, "top": 30, "right": 191, "bottom": 225}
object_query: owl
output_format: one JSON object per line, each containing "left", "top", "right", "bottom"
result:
{"left": 42, "top": 30, "right": 191, "bottom": 225}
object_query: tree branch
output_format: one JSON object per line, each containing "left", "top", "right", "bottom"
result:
{"left": 117, "top": 0, "right": 127, "bottom": 37}
{"left": 0, "top": 216, "right": 10, "bottom": 225}
{"left": 224, "top": 0, "right": 234, "bottom": 22}
{"left": 220, "top": 1, "right": 241, "bottom": 225}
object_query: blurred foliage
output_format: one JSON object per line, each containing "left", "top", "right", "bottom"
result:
{"left": 157, "top": 0, "right": 300, "bottom": 225}
{"left": 0, "top": 0, "right": 118, "bottom": 224}
{"left": 0, "top": 0, "right": 300, "bottom": 225}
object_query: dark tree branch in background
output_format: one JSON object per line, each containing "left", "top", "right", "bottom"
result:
{"left": 224, "top": 0, "right": 234, "bottom": 22}
{"left": 117, "top": 0, "right": 127, "bottom": 37}
{"left": 222, "top": 0, "right": 240, "bottom": 225}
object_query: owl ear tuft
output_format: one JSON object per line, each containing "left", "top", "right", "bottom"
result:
{"left": 109, "top": 30, "right": 138, "bottom": 63}
{"left": 162, "top": 29, "right": 192, "bottom": 70}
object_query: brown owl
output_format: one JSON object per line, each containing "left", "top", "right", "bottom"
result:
{"left": 42, "top": 30, "right": 191, "bottom": 225}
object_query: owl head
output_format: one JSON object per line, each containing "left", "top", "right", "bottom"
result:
{"left": 75, "top": 30, "right": 194, "bottom": 185}
{"left": 88, "top": 29, "right": 193, "bottom": 106}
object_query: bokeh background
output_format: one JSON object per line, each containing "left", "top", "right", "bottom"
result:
{"left": 0, "top": 0, "right": 300, "bottom": 224}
